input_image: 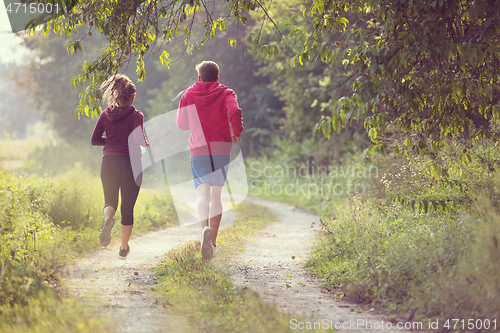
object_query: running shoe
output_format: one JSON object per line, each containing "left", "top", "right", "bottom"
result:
{"left": 100, "top": 217, "right": 115, "bottom": 247}
{"left": 118, "top": 245, "right": 130, "bottom": 260}
{"left": 201, "top": 226, "right": 213, "bottom": 260}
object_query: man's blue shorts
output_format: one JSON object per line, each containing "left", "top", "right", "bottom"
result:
{"left": 190, "top": 155, "right": 230, "bottom": 189}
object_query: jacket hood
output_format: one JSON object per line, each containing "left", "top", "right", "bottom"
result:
{"left": 185, "top": 82, "right": 227, "bottom": 105}
{"left": 105, "top": 105, "right": 136, "bottom": 121}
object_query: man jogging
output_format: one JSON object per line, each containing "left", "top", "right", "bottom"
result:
{"left": 175, "top": 61, "right": 243, "bottom": 260}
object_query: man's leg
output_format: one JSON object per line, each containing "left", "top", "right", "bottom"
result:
{"left": 209, "top": 186, "right": 223, "bottom": 245}
{"left": 196, "top": 182, "right": 211, "bottom": 228}
{"left": 196, "top": 182, "right": 213, "bottom": 259}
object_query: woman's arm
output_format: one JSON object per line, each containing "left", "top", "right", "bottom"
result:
{"left": 132, "top": 113, "right": 149, "bottom": 147}
{"left": 91, "top": 113, "right": 106, "bottom": 146}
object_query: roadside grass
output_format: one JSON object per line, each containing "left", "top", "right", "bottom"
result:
{"left": 0, "top": 168, "right": 112, "bottom": 331}
{"left": 305, "top": 149, "right": 500, "bottom": 323}
{"left": 0, "top": 290, "right": 114, "bottom": 333}
{"left": 154, "top": 202, "right": 332, "bottom": 333}
{"left": 0, "top": 156, "right": 176, "bottom": 331}
{"left": 306, "top": 187, "right": 500, "bottom": 322}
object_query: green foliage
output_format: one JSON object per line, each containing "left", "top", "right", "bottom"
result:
{"left": 20, "top": 5, "right": 284, "bottom": 157}
{"left": 308, "top": 196, "right": 473, "bottom": 304}
{"left": 133, "top": 190, "right": 178, "bottom": 233}
{"left": 289, "top": 0, "right": 500, "bottom": 153}
{"left": 17, "top": 32, "right": 102, "bottom": 141}
{"left": 17, "top": 31, "right": 164, "bottom": 142}
{"left": 0, "top": 124, "right": 54, "bottom": 165}
{"left": 29, "top": 0, "right": 273, "bottom": 118}
{"left": 24, "top": 0, "right": 500, "bottom": 159}
{"left": 244, "top": 0, "right": 370, "bottom": 164}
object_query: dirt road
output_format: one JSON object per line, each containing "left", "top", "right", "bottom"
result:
{"left": 231, "top": 198, "right": 412, "bottom": 332}
{"left": 63, "top": 210, "right": 235, "bottom": 333}
{"left": 64, "top": 198, "right": 412, "bottom": 332}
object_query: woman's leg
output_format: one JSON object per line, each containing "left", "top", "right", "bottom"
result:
{"left": 121, "top": 225, "right": 133, "bottom": 250}
{"left": 100, "top": 157, "right": 119, "bottom": 246}
{"left": 104, "top": 206, "right": 115, "bottom": 221}
{"left": 120, "top": 158, "right": 142, "bottom": 250}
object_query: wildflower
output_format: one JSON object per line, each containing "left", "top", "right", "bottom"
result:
{"left": 458, "top": 222, "right": 462, "bottom": 225}
{"left": 430, "top": 233, "right": 435, "bottom": 237}
{"left": 443, "top": 226, "right": 447, "bottom": 229}
{"left": 387, "top": 231, "right": 391, "bottom": 235}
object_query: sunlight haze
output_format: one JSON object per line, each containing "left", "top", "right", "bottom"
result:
{"left": 0, "top": 3, "right": 31, "bottom": 64}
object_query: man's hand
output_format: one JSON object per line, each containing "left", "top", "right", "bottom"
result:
{"left": 232, "top": 135, "right": 241, "bottom": 143}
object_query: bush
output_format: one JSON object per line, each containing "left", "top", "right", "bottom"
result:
{"left": 0, "top": 173, "right": 103, "bottom": 307}
{"left": 306, "top": 142, "right": 500, "bottom": 321}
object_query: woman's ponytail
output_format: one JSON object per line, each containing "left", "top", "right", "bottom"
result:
{"left": 100, "top": 74, "right": 136, "bottom": 110}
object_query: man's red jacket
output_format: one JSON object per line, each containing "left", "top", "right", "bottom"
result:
{"left": 176, "top": 81, "right": 243, "bottom": 157}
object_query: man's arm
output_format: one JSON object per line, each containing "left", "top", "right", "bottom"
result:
{"left": 176, "top": 94, "right": 190, "bottom": 131}
{"left": 226, "top": 90, "right": 243, "bottom": 140}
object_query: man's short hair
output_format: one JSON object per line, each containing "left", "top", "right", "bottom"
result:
{"left": 195, "top": 61, "right": 219, "bottom": 82}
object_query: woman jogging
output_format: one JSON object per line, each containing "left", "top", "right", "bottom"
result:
{"left": 91, "top": 74, "right": 148, "bottom": 260}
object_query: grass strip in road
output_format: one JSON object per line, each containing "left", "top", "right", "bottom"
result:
{"left": 154, "top": 202, "right": 332, "bottom": 333}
